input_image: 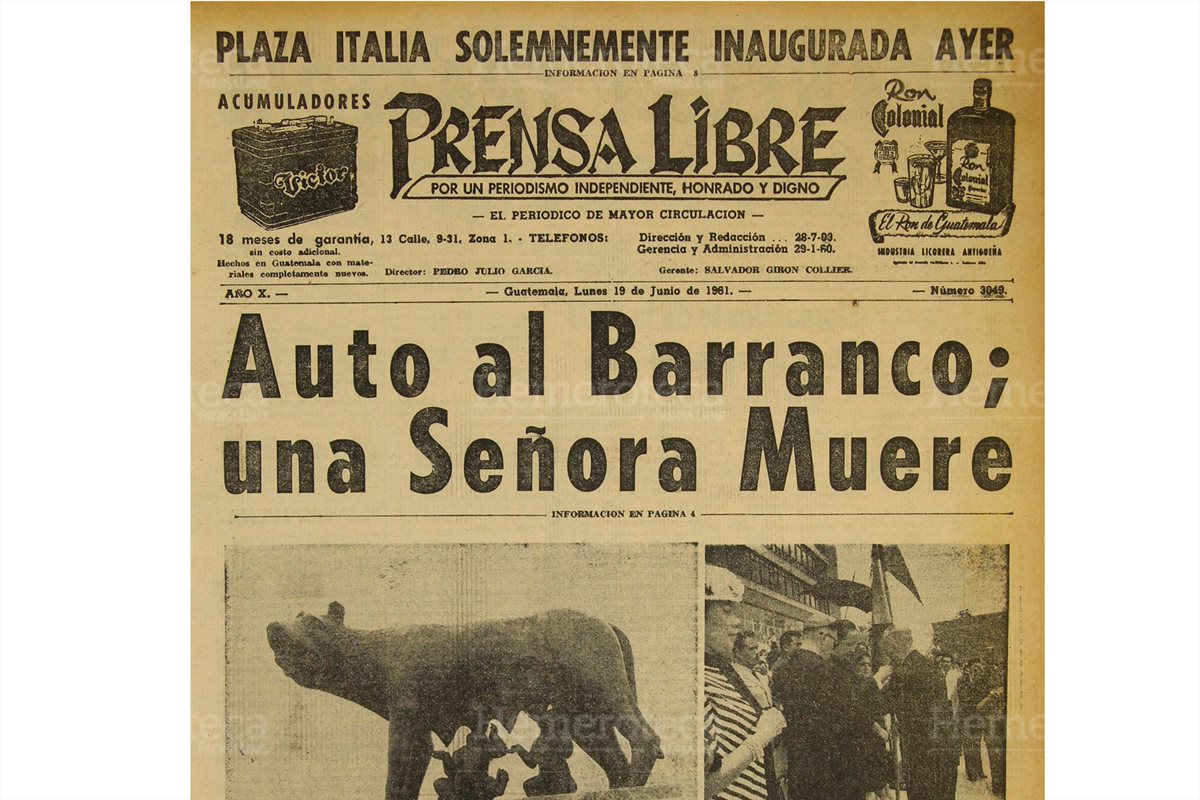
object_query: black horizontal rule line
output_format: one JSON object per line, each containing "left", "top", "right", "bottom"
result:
{"left": 220, "top": 297, "right": 1014, "bottom": 305}
{"left": 233, "top": 513, "right": 545, "bottom": 519}
{"left": 218, "top": 279, "right": 1016, "bottom": 287}
{"left": 702, "top": 511, "right": 1015, "bottom": 517}
{"left": 228, "top": 69, "right": 1017, "bottom": 83}
{"left": 425, "top": 173, "right": 814, "bottom": 180}
{"left": 416, "top": 197, "right": 848, "bottom": 202}
{"left": 228, "top": 72, "right": 542, "bottom": 77}
{"left": 704, "top": 68, "right": 1016, "bottom": 76}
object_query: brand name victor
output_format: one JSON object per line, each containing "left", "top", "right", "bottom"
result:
{"left": 273, "top": 163, "right": 352, "bottom": 197}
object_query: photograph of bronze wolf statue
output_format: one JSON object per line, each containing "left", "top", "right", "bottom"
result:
{"left": 268, "top": 602, "right": 663, "bottom": 800}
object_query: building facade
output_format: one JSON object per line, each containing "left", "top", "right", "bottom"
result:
{"left": 706, "top": 545, "right": 841, "bottom": 642}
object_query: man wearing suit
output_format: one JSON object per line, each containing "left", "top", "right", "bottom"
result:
{"left": 877, "top": 627, "right": 959, "bottom": 800}
{"left": 769, "top": 619, "right": 846, "bottom": 800}
{"left": 956, "top": 660, "right": 989, "bottom": 783}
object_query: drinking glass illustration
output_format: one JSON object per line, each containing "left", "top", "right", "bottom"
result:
{"left": 893, "top": 177, "right": 911, "bottom": 204}
{"left": 924, "top": 140, "right": 948, "bottom": 183}
{"left": 907, "top": 155, "right": 935, "bottom": 208}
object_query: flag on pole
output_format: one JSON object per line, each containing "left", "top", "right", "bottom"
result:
{"left": 876, "top": 544, "right": 921, "bottom": 601}
{"left": 867, "top": 544, "right": 921, "bottom": 799}
{"left": 870, "top": 544, "right": 922, "bottom": 627}
{"left": 870, "top": 546, "right": 893, "bottom": 627}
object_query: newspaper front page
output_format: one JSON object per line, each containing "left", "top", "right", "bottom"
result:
{"left": 191, "top": 5, "right": 1044, "bottom": 800}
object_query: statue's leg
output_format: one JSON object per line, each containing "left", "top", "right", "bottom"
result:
{"left": 615, "top": 709, "right": 662, "bottom": 787}
{"left": 572, "top": 724, "right": 631, "bottom": 788}
{"left": 386, "top": 714, "right": 433, "bottom": 800}
{"left": 523, "top": 774, "right": 546, "bottom": 797}
{"left": 532, "top": 716, "right": 580, "bottom": 792}
{"left": 560, "top": 771, "right": 578, "bottom": 795}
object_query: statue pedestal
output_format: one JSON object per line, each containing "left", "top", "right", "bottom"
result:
{"left": 538, "top": 785, "right": 683, "bottom": 800}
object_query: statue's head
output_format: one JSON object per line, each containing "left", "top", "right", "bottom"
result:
{"left": 267, "top": 601, "right": 351, "bottom": 690}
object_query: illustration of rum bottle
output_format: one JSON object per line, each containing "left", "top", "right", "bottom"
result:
{"left": 946, "top": 78, "right": 1014, "bottom": 214}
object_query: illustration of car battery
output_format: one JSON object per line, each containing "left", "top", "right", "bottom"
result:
{"left": 232, "top": 116, "right": 358, "bottom": 230}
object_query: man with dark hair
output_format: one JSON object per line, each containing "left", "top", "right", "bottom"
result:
{"left": 770, "top": 630, "right": 804, "bottom": 675}
{"left": 956, "top": 660, "right": 988, "bottom": 783}
{"left": 733, "top": 632, "right": 760, "bottom": 668}
{"left": 978, "top": 664, "right": 1007, "bottom": 799}
{"left": 732, "top": 632, "right": 772, "bottom": 707}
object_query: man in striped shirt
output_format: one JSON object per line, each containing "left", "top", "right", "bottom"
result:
{"left": 704, "top": 566, "right": 787, "bottom": 800}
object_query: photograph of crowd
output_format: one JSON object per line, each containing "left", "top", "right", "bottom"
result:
{"left": 704, "top": 544, "right": 1008, "bottom": 800}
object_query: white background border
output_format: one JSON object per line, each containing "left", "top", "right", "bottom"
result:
{"left": 2, "top": 1, "right": 1197, "bottom": 798}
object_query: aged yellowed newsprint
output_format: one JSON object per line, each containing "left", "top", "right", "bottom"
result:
{"left": 191, "top": 6, "right": 1044, "bottom": 800}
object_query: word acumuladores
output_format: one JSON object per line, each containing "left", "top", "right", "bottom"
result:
{"left": 220, "top": 312, "right": 1013, "bottom": 496}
